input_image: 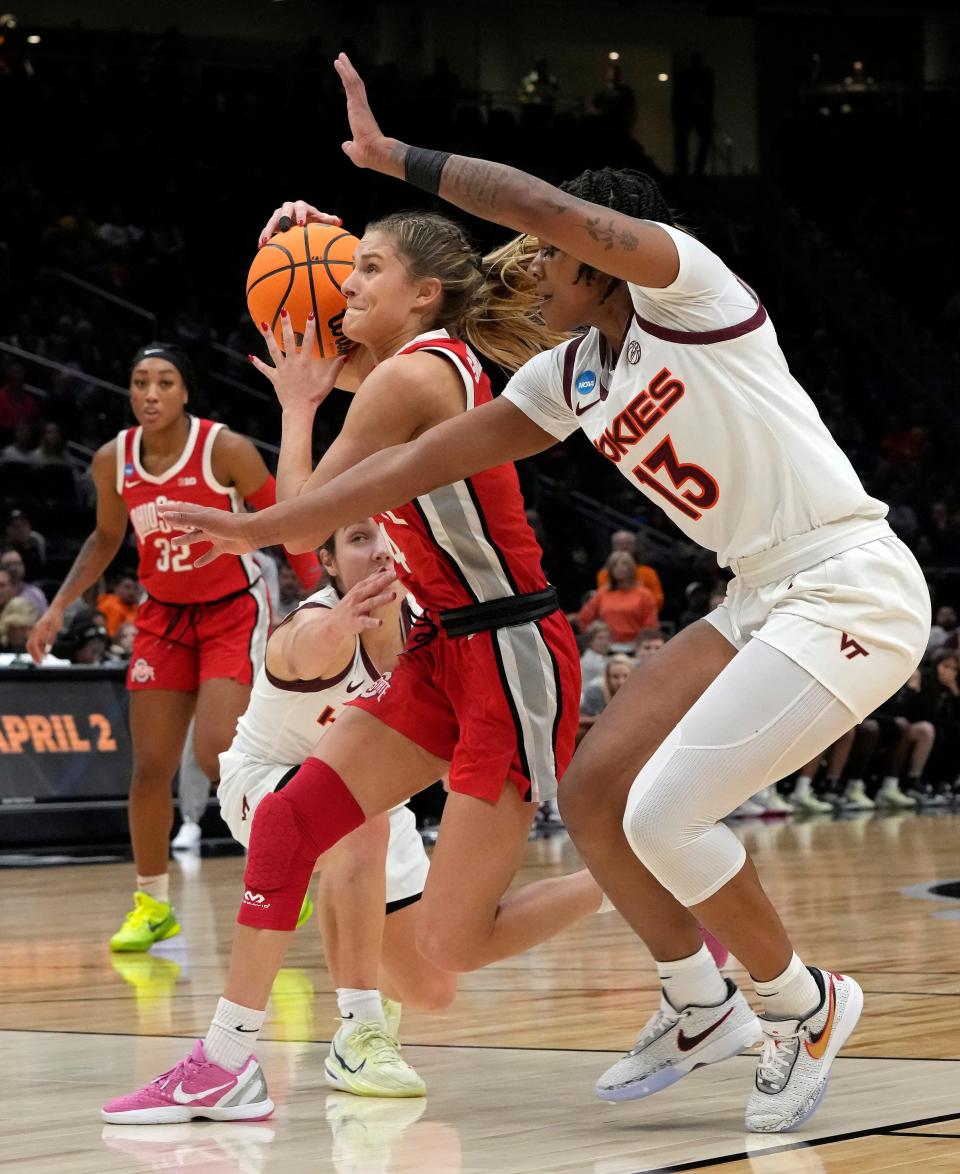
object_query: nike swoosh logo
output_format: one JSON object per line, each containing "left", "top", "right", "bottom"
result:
{"left": 804, "top": 975, "right": 838, "bottom": 1060}
{"left": 147, "top": 920, "right": 168, "bottom": 932}
{"left": 235, "top": 1025, "right": 259, "bottom": 1033}
{"left": 345, "top": 679, "right": 364, "bottom": 694}
{"left": 574, "top": 399, "right": 601, "bottom": 416}
{"left": 332, "top": 1043, "right": 365, "bottom": 1075}
{"left": 677, "top": 1006, "right": 735, "bottom": 1052}
{"left": 125, "top": 481, "right": 141, "bottom": 488}
{"left": 172, "top": 1079, "right": 234, "bottom": 1104}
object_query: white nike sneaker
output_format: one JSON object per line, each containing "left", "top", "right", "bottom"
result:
{"left": 171, "top": 818, "right": 202, "bottom": 851}
{"left": 754, "top": 786, "right": 794, "bottom": 816}
{"left": 325, "top": 1022, "right": 426, "bottom": 1098}
{"left": 595, "top": 978, "right": 761, "bottom": 1102}
{"left": 746, "top": 968, "right": 863, "bottom": 1133}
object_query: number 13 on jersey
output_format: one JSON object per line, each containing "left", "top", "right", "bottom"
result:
{"left": 632, "top": 434, "right": 719, "bottom": 521}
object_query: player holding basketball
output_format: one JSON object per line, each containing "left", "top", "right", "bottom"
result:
{"left": 102, "top": 209, "right": 612, "bottom": 1125}
{"left": 218, "top": 518, "right": 456, "bottom": 1097}
{"left": 28, "top": 343, "right": 322, "bottom": 952}
{"left": 152, "top": 58, "right": 929, "bottom": 1133}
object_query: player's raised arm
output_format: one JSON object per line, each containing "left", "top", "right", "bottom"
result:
{"left": 158, "top": 394, "right": 555, "bottom": 559}
{"left": 334, "top": 53, "right": 679, "bottom": 289}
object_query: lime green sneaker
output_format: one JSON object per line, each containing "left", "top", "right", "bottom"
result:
{"left": 325, "top": 1022, "right": 426, "bottom": 1098}
{"left": 109, "top": 891, "right": 181, "bottom": 953}
{"left": 382, "top": 997, "right": 402, "bottom": 1040}
{"left": 296, "top": 893, "right": 314, "bottom": 930}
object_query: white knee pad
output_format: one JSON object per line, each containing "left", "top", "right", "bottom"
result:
{"left": 622, "top": 669, "right": 848, "bottom": 907}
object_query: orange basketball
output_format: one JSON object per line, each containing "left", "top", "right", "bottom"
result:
{"left": 246, "top": 222, "right": 359, "bottom": 358}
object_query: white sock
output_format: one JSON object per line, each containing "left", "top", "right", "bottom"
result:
{"left": 753, "top": 952, "right": 821, "bottom": 1020}
{"left": 879, "top": 776, "right": 899, "bottom": 791}
{"left": 337, "top": 988, "right": 387, "bottom": 1035}
{"left": 136, "top": 873, "right": 169, "bottom": 904}
{"left": 792, "top": 774, "right": 813, "bottom": 798}
{"left": 204, "top": 997, "right": 266, "bottom": 1071}
{"left": 657, "top": 943, "right": 728, "bottom": 1011}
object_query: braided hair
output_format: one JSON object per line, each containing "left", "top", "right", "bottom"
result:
{"left": 557, "top": 168, "right": 681, "bottom": 301}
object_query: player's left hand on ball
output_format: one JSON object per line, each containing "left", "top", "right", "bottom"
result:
{"left": 251, "top": 310, "right": 347, "bottom": 412}
{"left": 258, "top": 201, "right": 343, "bottom": 248}
{"left": 157, "top": 502, "right": 257, "bottom": 567}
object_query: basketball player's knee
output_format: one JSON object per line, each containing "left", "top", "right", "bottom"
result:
{"left": 558, "top": 762, "right": 622, "bottom": 839}
{"left": 402, "top": 970, "right": 458, "bottom": 1012}
{"left": 914, "top": 720, "right": 935, "bottom": 745}
{"left": 415, "top": 922, "right": 480, "bottom": 975}
{"left": 240, "top": 790, "right": 319, "bottom": 930}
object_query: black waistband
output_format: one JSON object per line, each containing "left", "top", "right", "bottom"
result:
{"left": 439, "top": 586, "right": 559, "bottom": 638}
{"left": 146, "top": 578, "right": 262, "bottom": 611}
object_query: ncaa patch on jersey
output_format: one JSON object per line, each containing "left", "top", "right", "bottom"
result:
{"left": 124, "top": 464, "right": 135, "bottom": 476}
{"left": 575, "top": 370, "right": 597, "bottom": 396}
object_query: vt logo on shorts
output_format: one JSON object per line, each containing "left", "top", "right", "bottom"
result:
{"left": 840, "top": 633, "right": 869, "bottom": 660}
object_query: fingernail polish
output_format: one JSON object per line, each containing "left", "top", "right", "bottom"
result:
{"left": 260, "top": 321, "right": 269, "bottom": 331}
{"left": 280, "top": 308, "right": 288, "bottom": 319}
{"left": 247, "top": 354, "right": 255, "bottom": 363}
{"left": 298, "top": 218, "right": 305, "bottom": 226}
{"left": 307, "top": 311, "right": 314, "bottom": 321}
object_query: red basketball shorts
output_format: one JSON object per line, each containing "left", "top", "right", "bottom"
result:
{"left": 127, "top": 581, "right": 270, "bottom": 693}
{"left": 348, "top": 610, "right": 580, "bottom": 804}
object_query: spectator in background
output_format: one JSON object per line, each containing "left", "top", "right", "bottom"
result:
{"left": 635, "top": 627, "right": 665, "bottom": 663}
{"left": 918, "top": 648, "right": 960, "bottom": 802}
{"left": 1, "top": 420, "right": 37, "bottom": 465}
{"left": 0, "top": 596, "right": 40, "bottom": 655}
{"left": 31, "top": 421, "right": 74, "bottom": 468}
{"left": 678, "top": 580, "right": 710, "bottom": 629}
{"left": 926, "top": 604, "right": 957, "bottom": 657}
{"left": 671, "top": 50, "right": 714, "bottom": 176}
{"left": 4, "top": 510, "right": 47, "bottom": 577}
{"left": 52, "top": 611, "right": 110, "bottom": 665}
{"left": 0, "top": 362, "right": 40, "bottom": 442}
{"left": 596, "top": 529, "right": 664, "bottom": 611}
{"left": 275, "top": 559, "right": 306, "bottom": 621}
{"left": 518, "top": 56, "right": 559, "bottom": 110}
{"left": 110, "top": 621, "right": 137, "bottom": 661}
{"left": 0, "top": 567, "right": 15, "bottom": 611}
{"left": 580, "top": 619, "right": 612, "bottom": 686}
{"left": 592, "top": 63, "right": 636, "bottom": 135}
{"left": 0, "top": 549, "right": 47, "bottom": 613}
{"left": 97, "top": 571, "right": 141, "bottom": 637}
{"left": 580, "top": 654, "right": 634, "bottom": 732}
{"left": 580, "top": 551, "right": 658, "bottom": 653}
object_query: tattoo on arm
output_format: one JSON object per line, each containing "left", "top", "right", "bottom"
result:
{"left": 581, "top": 216, "right": 640, "bottom": 252}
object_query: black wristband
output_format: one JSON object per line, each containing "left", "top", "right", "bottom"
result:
{"left": 404, "top": 146, "right": 451, "bottom": 195}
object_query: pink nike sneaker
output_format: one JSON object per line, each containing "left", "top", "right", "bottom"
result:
{"left": 101, "top": 1040, "right": 274, "bottom": 1124}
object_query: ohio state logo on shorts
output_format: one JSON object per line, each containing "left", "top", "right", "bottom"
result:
{"left": 130, "top": 657, "right": 156, "bottom": 683}
{"left": 361, "top": 672, "right": 392, "bottom": 702}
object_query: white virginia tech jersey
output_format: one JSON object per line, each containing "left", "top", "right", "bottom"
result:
{"left": 503, "top": 224, "right": 887, "bottom": 569}
{"left": 229, "top": 585, "right": 404, "bottom": 766}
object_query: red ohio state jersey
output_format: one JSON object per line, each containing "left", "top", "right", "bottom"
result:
{"left": 377, "top": 331, "right": 548, "bottom": 612}
{"left": 116, "top": 416, "right": 259, "bottom": 604}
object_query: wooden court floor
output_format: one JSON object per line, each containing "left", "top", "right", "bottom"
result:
{"left": 2, "top": 810, "right": 959, "bottom": 1172}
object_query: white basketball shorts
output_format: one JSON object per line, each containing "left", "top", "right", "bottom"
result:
{"left": 706, "top": 534, "right": 930, "bottom": 720}
{"left": 218, "top": 749, "right": 430, "bottom": 908}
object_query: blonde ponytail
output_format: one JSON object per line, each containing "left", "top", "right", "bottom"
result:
{"left": 462, "top": 234, "right": 570, "bottom": 373}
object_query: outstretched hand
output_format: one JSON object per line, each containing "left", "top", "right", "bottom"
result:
{"left": 250, "top": 309, "right": 346, "bottom": 413}
{"left": 334, "top": 53, "right": 398, "bottom": 175}
{"left": 327, "top": 566, "right": 399, "bottom": 639}
{"left": 156, "top": 503, "right": 258, "bottom": 569}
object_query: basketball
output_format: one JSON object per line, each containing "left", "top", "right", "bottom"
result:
{"left": 246, "top": 222, "right": 359, "bottom": 358}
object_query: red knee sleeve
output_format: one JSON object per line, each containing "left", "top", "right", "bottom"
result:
{"left": 239, "top": 758, "right": 365, "bottom": 931}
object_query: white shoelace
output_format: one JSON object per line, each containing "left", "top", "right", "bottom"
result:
{"left": 757, "top": 1032, "right": 799, "bottom": 1085}
{"left": 631, "top": 1007, "right": 681, "bottom": 1053}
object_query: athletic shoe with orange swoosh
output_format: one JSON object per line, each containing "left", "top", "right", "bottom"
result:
{"left": 746, "top": 968, "right": 863, "bottom": 1133}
